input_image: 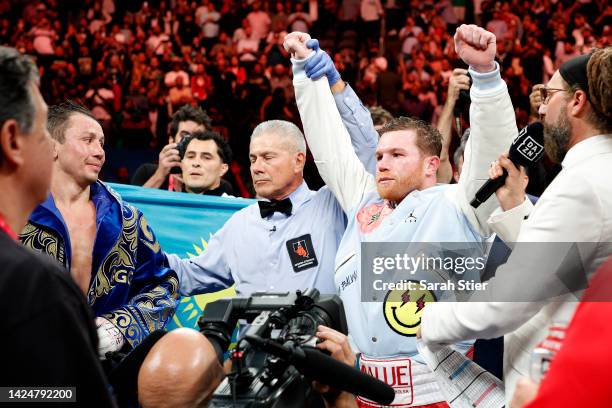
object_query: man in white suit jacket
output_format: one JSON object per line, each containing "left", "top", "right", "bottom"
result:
{"left": 420, "top": 48, "right": 612, "bottom": 402}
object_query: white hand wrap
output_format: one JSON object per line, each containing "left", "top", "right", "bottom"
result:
{"left": 96, "top": 317, "right": 125, "bottom": 359}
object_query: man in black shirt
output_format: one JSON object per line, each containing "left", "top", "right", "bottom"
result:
{"left": 0, "top": 46, "right": 114, "bottom": 406}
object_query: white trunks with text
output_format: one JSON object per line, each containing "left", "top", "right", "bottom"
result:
{"left": 357, "top": 354, "right": 446, "bottom": 407}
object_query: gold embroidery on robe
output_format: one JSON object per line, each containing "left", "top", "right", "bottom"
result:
{"left": 20, "top": 222, "right": 65, "bottom": 265}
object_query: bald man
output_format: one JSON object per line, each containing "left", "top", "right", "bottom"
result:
{"left": 138, "top": 328, "right": 224, "bottom": 408}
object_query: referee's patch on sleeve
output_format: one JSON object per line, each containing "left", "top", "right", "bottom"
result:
{"left": 286, "top": 234, "right": 318, "bottom": 273}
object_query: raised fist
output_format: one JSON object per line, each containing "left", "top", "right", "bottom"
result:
{"left": 283, "top": 31, "right": 312, "bottom": 59}
{"left": 454, "top": 24, "right": 496, "bottom": 73}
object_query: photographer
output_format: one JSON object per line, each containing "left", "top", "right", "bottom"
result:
{"left": 132, "top": 104, "right": 231, "bottom": 193}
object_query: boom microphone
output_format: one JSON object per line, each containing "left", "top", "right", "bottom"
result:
{"left": 470, "top": 122, "right": 544, "bottom": 208}
{"left": 245, "top": 335, "right": 395, "bottom": 405}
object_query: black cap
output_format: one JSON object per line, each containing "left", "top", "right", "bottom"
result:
{"left": 559, "top": 53, "right": 592, "bottom": 99}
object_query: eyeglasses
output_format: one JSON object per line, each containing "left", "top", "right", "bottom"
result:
{"left": 539, "top": 87, "right": 566, "bottom": 104}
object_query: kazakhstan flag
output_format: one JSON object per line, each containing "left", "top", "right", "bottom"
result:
{"left": 109, "top": 183, "right": 254, "bottom": 330}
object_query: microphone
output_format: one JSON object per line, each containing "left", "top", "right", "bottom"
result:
{"left": 245, "top": 335, "right": 395, "bottom": 405}
{"left": 470, "top": 122, "right": 544, "bottom": 208}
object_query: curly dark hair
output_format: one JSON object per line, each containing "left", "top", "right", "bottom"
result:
{"left": 377, "top": 116, "right": 442, "bottom": 157}
{"left": 169, "top": 105, "right": 212, "bottom": 139}
{"left": 587, "top": 47, "right": 612, "bottom": 133}
{"left": 181, "top": 130, "right": 233, "bottom": 164}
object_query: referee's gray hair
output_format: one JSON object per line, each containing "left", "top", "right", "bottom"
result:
{"left": 250, "top": 120, "right": 306, "bottom": 153}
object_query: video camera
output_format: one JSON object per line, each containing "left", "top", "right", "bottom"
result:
{"left": 200, "top": 289, "right": 394, "bottom": 407}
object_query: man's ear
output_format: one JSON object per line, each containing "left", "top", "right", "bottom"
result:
{"left": 569, "top": 89, "right": 589, "bottom": 118}
{"left": 52, "top": 138, "right": 60, "bottom": 160}
{"left": 0, "top": 119, "right": 24, "bottom": 167}
{"left": 295, "top": 151, "right": 306, "bottom": 172}
{"left": 424, "top": 155, "right": 440, "bottom": 177}
{"left": 220, "top": 162, "right": 229, "bottom": 177}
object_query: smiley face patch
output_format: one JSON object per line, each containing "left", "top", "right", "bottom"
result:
{"left": 383, "top": 281, "right": 436, "bottom": 337}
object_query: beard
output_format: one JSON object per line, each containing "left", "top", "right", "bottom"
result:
{"left": 543, "top": 105, "right": 572, "bottom": 164}
{"left": 376, "top": 168, "right": 424, "bottom": 203}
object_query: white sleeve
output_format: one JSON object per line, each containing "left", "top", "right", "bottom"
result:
{"left": 292, "top": 55, "right": 376, "bottom": 213}
{"left": 422, "top": 171, "right": 604, "bottom": 345}
{"left": 448, "top": 63, "right": 518, "bottom": 237}
{"left": 487, "top": 197, "right": 534, "bottom": 245}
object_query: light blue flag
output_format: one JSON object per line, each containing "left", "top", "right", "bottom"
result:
{"left": 109, "top": 183, "right": 254, "bottom": 330}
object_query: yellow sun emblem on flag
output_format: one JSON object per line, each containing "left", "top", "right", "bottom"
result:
{"left": 171, "top": 234, "right": 236, "bottom": 329}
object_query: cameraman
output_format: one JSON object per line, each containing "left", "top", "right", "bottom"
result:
{"left": 138, "top": 328, "right": 224, "bottom": 408}
{"left": 178, "top": 130, "right": 234, "bottom": 196}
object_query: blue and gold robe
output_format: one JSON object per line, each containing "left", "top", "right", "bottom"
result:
{"left": 20, "top": 181, "right": 179, "bottom": 347}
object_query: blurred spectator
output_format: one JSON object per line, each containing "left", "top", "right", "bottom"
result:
{"left": 236, "top": 24, "right": 260, "bottom": 62}
{"left": 85, "top": 77, "right": 115, "bottom": 134}
{"left": 269, "top": 63, "right": 293, "bottom": 101}
{"left": 368, "top": 105, "right": 393, "bottom": 130}
{"left": 288, "top": 2, "right": 311, "bottom": 33}
{"left": 360, "top": 0, "right": 383, "bottom": 43}
{"left": 191, "top": 63, "right": 213, "bottom": 104}
{"left": 399, "top": 17, "right": 423, "bottom": 58}
{"left": 165, "top": 58, "right": 190, "bottom": 88}
{"left": 264, "top": 24, "right": 289, "bottom": 67}
{"left": 28, "top": 17, "right": 57, "bottom": 68}
{"left": 146, "top": 24, "right": 170, "bottom": 56}
{"left": 247, "top": 1, "right": 271, "bottom": 41}
{"left": 486, "top": 5, "right": 508, "bottom": 40}
{"left": 168, "top": 76, "right": 194, "bottom": 116}
{"left": 271, "top": 1, "right": 289, "bottom": 32}
{"left": 199, "top": 0, "right": 221, "bottom": 51}
{"left": 555, "top": 36, "right": 581, "bottom": 67}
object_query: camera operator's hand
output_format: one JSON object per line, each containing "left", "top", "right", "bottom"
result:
{"left": 447, "top": 68, "right": 470, "bottom": 104}
{"left": 315, "top": 325, "right": 356, "bottom": 367}
{"left": 304, "top": 39, "right": 341, "bottom": 87}
{"left": 312, "top": 326, "right": 358, "bottom": 407}
{"left": 283, "top": 31, "right": 312, "bottom": 59}
{"left": 489, "top": 153, "right": 528, "bottom": 211}
{"left": 454, "top": 24, "right": 496, "bottom": 73}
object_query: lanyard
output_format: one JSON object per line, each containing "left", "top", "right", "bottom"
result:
{"left": 168, "top": 174, "right": 174, "bottom": 192}
{"left": 0, "top": 213, "right": 18, "bottom": 241}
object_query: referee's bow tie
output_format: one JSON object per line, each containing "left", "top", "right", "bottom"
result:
{"left": 258, "top": 198, "right": 292, "bottom": 218}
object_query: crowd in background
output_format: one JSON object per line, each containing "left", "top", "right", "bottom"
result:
{"left": 0, "top": 0, "right": 610, "bottom": 195}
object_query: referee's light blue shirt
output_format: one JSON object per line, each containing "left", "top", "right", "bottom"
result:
{"left": 168, "top": 181, "right": 346, "bottom": 297}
